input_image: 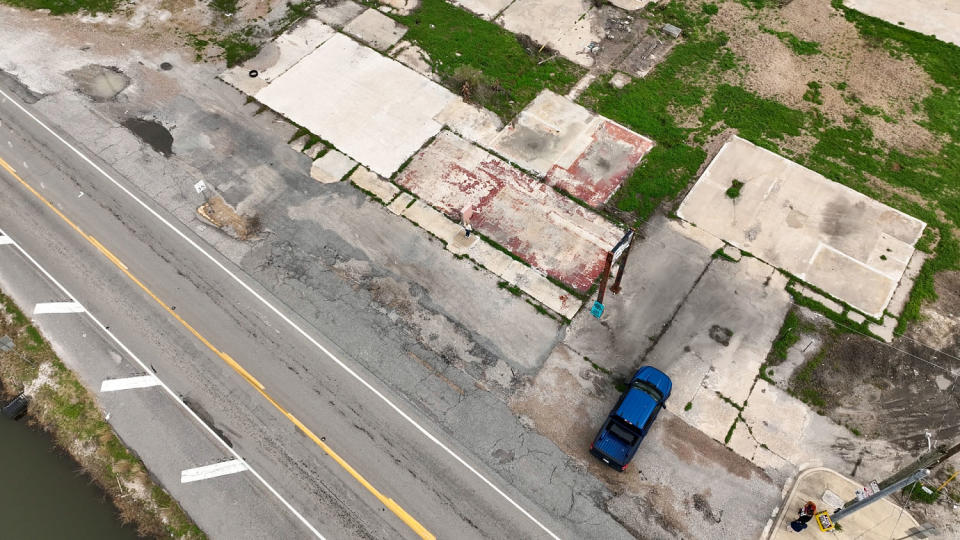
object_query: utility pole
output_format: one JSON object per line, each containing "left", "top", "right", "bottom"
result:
{"left": 825, "top": 440, "right": 960, "bottom": 527}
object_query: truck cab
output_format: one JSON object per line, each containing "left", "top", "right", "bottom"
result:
{"left": 590, "top": 366, "right": 672, "bottom": 471}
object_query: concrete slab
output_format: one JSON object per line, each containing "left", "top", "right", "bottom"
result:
{"left": 254, "top": 33, "right": 457, "bottom": 177}
{"left": 435, "top": 98, "right": 503, "bottom": 147}
{"left": 395, "top": 131, "right": 624, "bottom": 292}
{"left": 343, "top": 8, "right": 408, "bottom": 51}
{"left": 396, "top": 197, "right": 582, "bottom": 317}
{"left": 770, "top": 467, "right": 919, "bottom": 540}
{"left": 449, "top": 0, "right": 515, "bottom": 20}
{"left": 305, "top": 142, "right": 327, "bottom": 159}
{"left": 791, "top": 283, "right": 843, "bottom": 314}
{"left": 498, "top": 0, "right": 601, "bottom": 67}
{"left": 563, "top": 216, "right": 718, "bottom": 377}
{"left": 490, "top": 90, "right": 654, "bottom": 207}
{"left": 379, "top": 0, "right": 419, "bottom": 15}
{"left": 677, "top": 137, "right": 925, "bottom": 318}
{"left": 349, "top": 165, "right": 400, "bottom": 203}
{"left": 310, "top": 149, "right": 356, "bottom": 183}
{"left": 387, "top": 192, "right": 415, "bottom": 215}
{"left": 869, "top": 315, "right": 897, "bottom": 343}
{"left": 885, "top": 250, "right": 927, "bottom": 317}
{"left": 845, "top": 0, "right": 960, "bottom": 47}
{"left": 391, "top": 41, "right": 439, "bottom": 82}
{"left": 313, "top": 0, "right": 366, "bottom": 28}
{"left": 675, "top": 389, "right": 740, "bottom": 443}
{"left": 253, "top": 19, "right": 337, "bottom": 83}
{"left": 607, "top": 0, "right": 656, "bottom": 11}
{"left": 644, "top": 256, "right": 792, "bottom": 409}
{"left": 741, "top": 379, "right": 811, "bottom": 465}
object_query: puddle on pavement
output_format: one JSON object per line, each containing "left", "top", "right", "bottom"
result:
{"left": 122, "top": 118, "right": 174, "bottom": 157}
{"left": 68, "top": 64, "right": 130, "bottom": 102}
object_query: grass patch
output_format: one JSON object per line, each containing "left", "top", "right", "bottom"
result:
{"left": 209, "top": 0, "right": 238, "bottom": 15}
{"left": 725, "top": 179, "right": 744, "bottom": 199}
{"left": 768, "top": 309, "right": 812, "bottom": 364}
{"left": 803, "top": 81, "right": 824, "bottom": 105}
{"left": 902, "top": 482, "right": 941, "bottom": 504}
{"left": 0, "top": 0, "right": 114, "bottom": 14}
{"left": 684, "top": 401, "right": 693, "bottom": 411}
{"left": 0, "top": 288, "right": 203, "bottom": 538}
{"left": 394, "top": 0, "right": 585, "bottom": 120}
{"left": 761, "top": 27, "right": 822, "bottom": 56}
{"left": 497, "top": 280, "right": 522, "bottom": 297}
{"left": 789, "top": 347, "right": 828, "bottom": 407}
{"left": 216, "top": 29, "right": 261, "bottom": 68}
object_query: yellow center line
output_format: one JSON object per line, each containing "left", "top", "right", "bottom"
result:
{"left": 0, "top": 155, "right": 435, "bottom": 540}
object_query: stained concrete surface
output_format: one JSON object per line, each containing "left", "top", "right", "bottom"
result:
{"left": 845, "top": 0, "right": 960, "bottom": 47}
{"left": 450, "top": 0, "right": 514, "bottom": 19}
{"left": 677, "top": 136, "right": 925, "bottom": 318}
{"left": 253, "top": 33, "right": 456, "bottom": 177}
{"left": 343, "top": 8, "right": 408, "bottom": 50}
{"left": 490, "top": 90, "right": 654, "bottom": 207}
{"left": 498, "top": 0, "right": 600, "bottom": 67}
{"left": 395, "top": 131, "right": 624, "bottom": 292}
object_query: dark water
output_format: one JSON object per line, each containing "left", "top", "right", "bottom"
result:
{"left": 0, "top": 415, "right": 140, "bottom": 539}
{"left": 121, "top": 118, "right": 174, "bottom": 157}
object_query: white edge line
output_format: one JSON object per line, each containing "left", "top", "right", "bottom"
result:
{"left": 181, "top": 459, "right": 249, "bottom": 483}
{"left": 0, "top": 86, "right": 561, "bottom": 540}
{"left": 0, "top": 235, "right": 14, "bottom": 245}
{"left": 100, "top": 374, "right": 161, "bottom": 392}
{"left": 0, "top": 227, "right": 325, "bottom": 540}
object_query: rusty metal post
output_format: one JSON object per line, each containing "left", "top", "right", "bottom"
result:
{"left": 610, "top": 240, "right": 633, "bottom": 294}
{"left": 596, "top": 252, "right": 614, "bottom": 305}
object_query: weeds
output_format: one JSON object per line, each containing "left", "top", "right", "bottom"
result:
{"left": 725, "top": 179, "right": 744, "bottom": 199}
{"left": 0, "top": 0, "right": 114, "bottom": 15}
{"left": 394, "top": 0, "right": 584, "bottom": 120}
{"left": 761, "top": 27, "right": 822, "bottom": 56}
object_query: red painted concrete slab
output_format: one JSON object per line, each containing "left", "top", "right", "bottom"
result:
{"left": 545, "top": 120, "right": 654, "bottom": 207}
{"left": 396, "top": 132, "right": 624, "bottom": 292}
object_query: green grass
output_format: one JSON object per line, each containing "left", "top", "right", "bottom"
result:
{"left": 684, "top": 401, "right": 693, "bottom": 411}
{"left": 1, "top": 0, "right": 114, "bottom": 14}
{"left": 790, "top": 347, "right": 828, "bottom": 407}
{"left": 769, "top": 309, "right": 811, "bottom": 364}
{"left": 903, "top": 482, "right": 941, "bottom": 504}
{"left": 209, "top": 0, "right": 238, "bottom": 15}
{"left": 761, "top": 27, "right": 822, "bottom": 56}
{"left": 725, "top": 179, "right": 744, "bottom": 199}
{"left": 576, "top": 0, "right": 960, "bottom": 333}
{"left": 394, "top": 0, "right": 585, "bottom": 120}
{"left": 217, "top": 29, "right": 260, "bottom": 68}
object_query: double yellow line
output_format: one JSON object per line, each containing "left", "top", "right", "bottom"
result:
{"left": 0, "top": 155, "right": 434, "bottom": 540}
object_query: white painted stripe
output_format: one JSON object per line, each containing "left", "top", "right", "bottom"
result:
{"left": 0, "top": 235, "right": 13, "bottom": 245}
{"left": 33, "top": 301, "right": 85, "bottom": 314}
{"left": 100, "top": 375, "right": 161, "bottom": 392}
{"left": 0, "top": 228, "right": 324, "bottom": 540}
{"left": 0, "top": 86, "right": 561, "bottom": 540}
{"left": 181, "top": 459, "right": 248, "bottom": 483}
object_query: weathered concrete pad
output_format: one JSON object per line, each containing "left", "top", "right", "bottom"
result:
{"left": 254, "top": 33, "right": 457, "bottom": 177}
{"left": 395, "top": 131, "right": 624, "bottom": 292}
{"left": 490, "top": 90, "right": 653, "bottom": 207}
{"left": 607, "top": 0, "right": 656, "bottom": 10}
{"left": 313, "top": 0, "right": 366, "bottom": 28}
{"left": 644, "top": 256, "right": 792, "bottom": 410}
{"left": 563, "top": 216, "right": 720, "bottom": 377}
{"left": 449, "top": 0, "right": 515, "bottom": 20}
{"left": 677, "top": 136, "right": 925, "bottom": 318}
{"left": 435, "top": 98, "right": 503, "bottom": 147}
{"left": 498, "top": 0, "right": 600, "bottom": 67}
{"left": 845, "top": 0, "right": 960, "bottom": 47}
{"left": 343, "top": 8, "right": 408, "bottom": 51}
{"left": 349, "top": 165, "right": 400, "bottom": 203}
{"left": 252, "top": 19, "right": 336, "bottom": 83}
{"left": 310, "top": 149, "right": 356, "bottom": 183}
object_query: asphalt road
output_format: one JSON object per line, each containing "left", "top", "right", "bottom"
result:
{"left": 0, "top": 85, "right": 567, "bottom": 539}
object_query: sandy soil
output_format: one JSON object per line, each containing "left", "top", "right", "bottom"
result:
{"left": 710, "top": 0, "right": 942, "bottom": 153}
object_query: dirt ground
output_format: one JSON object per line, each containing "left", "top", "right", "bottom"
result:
{"left": 710, "top": 0, "right": 942, "bottom": 153}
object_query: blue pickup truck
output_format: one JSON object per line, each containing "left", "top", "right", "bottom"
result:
{"left": 590, "top": 366, "right": 672, "bottom": 471}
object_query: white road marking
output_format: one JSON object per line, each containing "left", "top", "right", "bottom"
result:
{"left": 0, "top": 235, "right": 13, "bottom": 245}
{"left": 0, "top": 227, "right": 325, "bottom": 540}
{"left": 0, "top": 87, "right": 560, "bottom": 539}
{"left": 100, "top": 374, "right": 161, "bottom": 392}
{"left": 34, "top": 301, "right": 85, "bottom": 314}
{"left": 181, "top": 459, "right": 249, "bottom": 483}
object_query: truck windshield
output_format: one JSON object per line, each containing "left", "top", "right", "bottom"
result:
{"left": 631, "top": 380, "right": 664, "bottom": 403}
{"left": 607, "top": 420, "right": 638, "bottom": 445}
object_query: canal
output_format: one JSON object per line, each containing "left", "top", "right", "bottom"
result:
{"left": 0, "top": 413, "right": 141, "bottom": 539}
